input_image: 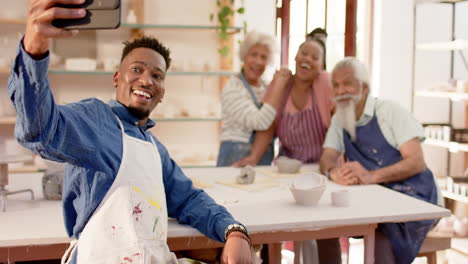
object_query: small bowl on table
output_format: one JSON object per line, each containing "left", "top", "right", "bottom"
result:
{"left": 276, "top": 156, "right": 302, "bottom": 174}
{"left": 289, "top": 173, "right": 327, "bottom": 206}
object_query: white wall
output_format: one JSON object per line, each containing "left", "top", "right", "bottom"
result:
{"left": 234, "top": 0, "right": 278, "bottom": 78}
{"left": 373, "top": 0, "right": 468, "bottom": 177}
{"left": 371, "top": 0, "right": 414, "bottom": 110}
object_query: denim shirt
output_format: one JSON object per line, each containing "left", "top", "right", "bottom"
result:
{"left": 7, "top": 41, "right": 237, "bottom": 243}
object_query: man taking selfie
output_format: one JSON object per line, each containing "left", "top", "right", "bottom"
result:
{"left": 8, "top": 0, "right": 252, "bottom": 263}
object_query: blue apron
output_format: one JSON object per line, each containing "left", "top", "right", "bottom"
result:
{"left": 343, "top": 112, "right": 438, "bottom": 264}
{"left": 217, "top": 73, "right": 274, "bottom": 166}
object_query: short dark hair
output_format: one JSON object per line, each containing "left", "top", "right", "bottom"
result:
{"left": 120, "top": 36, "right": 172, "bottom": 70}
{"left": 307, "top": 27, "right": 328, "bottom": 39}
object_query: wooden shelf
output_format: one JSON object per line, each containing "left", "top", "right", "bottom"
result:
{"left": 442, "top": 190, "right": 468, "bottom": 203}
{"left": 417, "top": 39, "right": 468, "bottom": 51}
{"left": 0, "top": 116, "right": 15, "bottom": 125}
{"left": 0, "top": 19, "right": 25, "bottom": 25}
{"left": 416, "top": 0, "right": 468, "bottom": 4}
{"left": 415, "top": 90, "right": 468, "bottom": 101}
{"left": 121, "top": 23, "right": 242, "bottom": 33}
{"left": 0, "top": 19, "right": 242, "bottom": 33}
{"left": 0, "top": 68, "right": 235, "bottom": 76}
{"left": 452, "top": 237, "right": 468, "bottom": 255}
{"left": 8, "top": 165, "right": 46, "bottom": 174}
{"left": 152, "top": 117, "right": 221, "bottom": 122}
{"left": 424, "top": 139, "right": 468, "bottom": 152}
{"left": 1, "top": 116, "right": 221, "bottom": 125}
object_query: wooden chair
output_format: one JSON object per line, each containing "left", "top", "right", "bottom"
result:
{"left": 417, "top": 234, "right": 451, "bottom": 264}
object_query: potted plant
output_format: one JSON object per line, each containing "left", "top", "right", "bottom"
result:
{"left": 210, "top": 0, "right": 246, "bottom": 56}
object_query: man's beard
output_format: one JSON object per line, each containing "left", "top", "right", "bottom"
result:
{"left": 128, "top": 106, "right": 151, "bottom": 120}
{"left": 334, "top": 95, "right": 361, "bottom": 142}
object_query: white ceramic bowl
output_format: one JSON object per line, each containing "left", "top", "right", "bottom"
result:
{"left": 289, "top": 173, "right": 327, "bottom": 206}
{"left": 276, "top": 156, "right": 302, "bottom": 174}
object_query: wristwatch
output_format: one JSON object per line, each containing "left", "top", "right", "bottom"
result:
{"left": 224, "top": 223, "right": 249, "bottom": 240}
{"left": 324, "top": 167, "right": 334, "bottom": 178}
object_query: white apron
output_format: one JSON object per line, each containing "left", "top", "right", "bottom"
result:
{"left": 62, "top": 117, "right": 178, "bottom": 263}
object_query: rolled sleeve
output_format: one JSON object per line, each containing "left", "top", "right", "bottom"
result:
{"left": 378, "top": 101, "right": 425, "bottom": 149}
{"left": 323, "top": 115, "right": 345, "bottom": 153}
{"left": 8, "top": 41, "right": 50, "bottom": 98}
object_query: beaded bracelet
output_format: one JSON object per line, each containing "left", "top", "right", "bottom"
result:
{"left": 226, "top": 231, "right": 252, "bottom": 248}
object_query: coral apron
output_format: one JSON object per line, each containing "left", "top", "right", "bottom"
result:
{"left": 62, "top": 116, "right": 178, "bottom": 263}
{"left": 217, "top": 72, "right": 274, "bottom": 166}
{"left": 343, "top": 112, "right": 438, "bottom": 264}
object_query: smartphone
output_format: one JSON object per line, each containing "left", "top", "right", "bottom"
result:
{"left": 52, "top": 0, "right": 121, "bottom": 30}
{"left": 55, "top": 0, "right": 120, "bottom": 10}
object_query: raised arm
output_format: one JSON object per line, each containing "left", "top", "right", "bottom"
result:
{"left": 8, "top": 0, "right": 104, "bottom": 165}
{"left": 221, "top": 68, "right": 290, "bottom": 131}
{"left": 24, "top": 0, "right": 85, "bottom": 56}
{"left": 262, "top": 66, "right": 291, "bottom": 109}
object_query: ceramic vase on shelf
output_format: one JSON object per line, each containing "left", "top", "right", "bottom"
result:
{"left": 41, "top": 160, "right": 65, "bottom": 200}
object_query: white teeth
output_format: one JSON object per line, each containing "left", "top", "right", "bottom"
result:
{"left": 133, "top": 90, "right": 152, "bottom": 99}
{"left": 300, "top": 63, "right": 311, "bottom": 70}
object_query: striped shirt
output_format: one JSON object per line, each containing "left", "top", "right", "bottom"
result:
{"left": 220, "top": 76, "right": 277, "bottom": 143}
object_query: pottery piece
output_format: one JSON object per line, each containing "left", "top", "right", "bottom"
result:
{"left": 289, "top": 173, "right": 326, "bottom": 206}
{"left": 276, "top": 156, "right": 302, "bottom": 174}
{"left": 236, "top": 165, "right": 255, "bottom": 184}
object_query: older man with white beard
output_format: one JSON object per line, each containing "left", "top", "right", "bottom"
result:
{"left": 319, "top": 58, "right": 439, "bottom": 264}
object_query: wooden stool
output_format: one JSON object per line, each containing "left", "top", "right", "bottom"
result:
{"left": 417, "top": 234, "right": 451, "bottom": 264}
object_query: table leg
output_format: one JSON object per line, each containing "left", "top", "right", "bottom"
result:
{"left": 293, "top": 241, "right": 301, "bottom": 264}
{"left": 364, "top": 231, "right": 375, "bottom": 264}
{"left": 268, "top": 243, "right": 282, "bottom": 264}
{"left": 0, "top": 164, "right": 7, "bottom": 212}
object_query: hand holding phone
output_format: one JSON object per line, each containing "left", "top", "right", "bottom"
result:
{"left": 24, "top": 0, "right": 88, "bottom": 56}
{"left": 52, "top": 0, "right": 121, "bottom": 30}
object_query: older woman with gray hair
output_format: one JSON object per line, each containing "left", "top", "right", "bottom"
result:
{"left": 217, "top": 31, "right": 291, "bottom": 166}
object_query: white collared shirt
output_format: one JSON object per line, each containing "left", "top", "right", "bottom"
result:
{"left": 323, "top": 96, "right": 425, "bottom": 153}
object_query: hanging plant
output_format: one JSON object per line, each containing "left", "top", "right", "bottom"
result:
{"left": 210, "top": 0, "right": 246, "bottom": 57}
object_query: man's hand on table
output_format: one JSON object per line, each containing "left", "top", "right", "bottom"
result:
{"left": 24, "top": 0, "right": 87, "bottom": 56}
{"left": 330, "top": 165, "right": 360, "bottom": 185}
{"left": 341, "top": 161, "right": 374, "bottom": 185}
{"left": 221, "top": 232, "right": 252, "bottom": 264}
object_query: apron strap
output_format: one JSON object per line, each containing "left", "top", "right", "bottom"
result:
{"left": 113, "top": 114, "right": 158, "bottom": 150}
{"left": 61, "top": 239, "right": 78, "bottom": 264}
{"left": 239, "top": 72, "right": 261, "bottom": 108}
{"left": 113, "top": 114, "right": 125, "bottom": 133}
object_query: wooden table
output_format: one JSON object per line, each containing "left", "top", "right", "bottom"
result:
{"left": 0, "top": 166, "right": 450, "bottom": 263}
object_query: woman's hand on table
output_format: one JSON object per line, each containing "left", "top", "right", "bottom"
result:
{"left": 232, "top": 155, "right": 258, "bottom": 167}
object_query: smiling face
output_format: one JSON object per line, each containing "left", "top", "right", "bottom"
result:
{"left": 332, "top": 66, "right": 369, "bottom": 122}
{"left": 113, "top": 48, "right": 166, "bottom": 123}
{"left": 294, "top": 40, "right": 323, "bottom": 82}
{"left": 242, "top": 43, "right": 269, "bottom": 86}
{"left": 331, "top": 67, "right": 365, "bottom": 104}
